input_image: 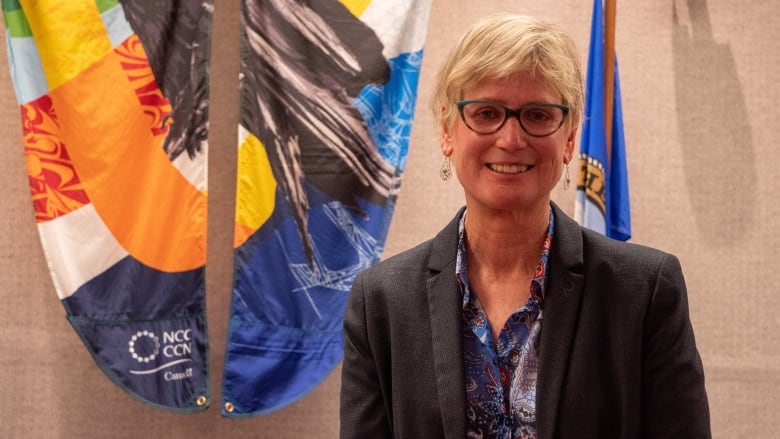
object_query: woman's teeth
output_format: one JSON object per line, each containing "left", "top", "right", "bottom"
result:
{"left": 488, "top": 164, "right": 531, "bottom": 174}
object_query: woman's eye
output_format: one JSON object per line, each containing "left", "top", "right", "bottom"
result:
{"left": 474, "top": 107, "right": 501, "bottom": 120}
{"left": 525, "top": 109, "right": 550, "bottom": 121}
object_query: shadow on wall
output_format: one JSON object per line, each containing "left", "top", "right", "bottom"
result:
{"left": 672, "top": 0, "right": 756, "bottom": 247}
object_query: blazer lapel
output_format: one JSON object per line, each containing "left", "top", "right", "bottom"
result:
{"left": 536, "top": 203, "right": 586, "bottom": 439}
{"left": 426, "top": 210, "right": 467, "bottom": 439}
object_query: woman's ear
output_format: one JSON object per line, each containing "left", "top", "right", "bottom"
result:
{"left": 563, "top": 141, "right": 574, "bottom": 164}
{"left": 440, "top": 126, "right": 454, "bottom": 157}
{"left": 564, "top": 129, "right": 577, "bottom": 164}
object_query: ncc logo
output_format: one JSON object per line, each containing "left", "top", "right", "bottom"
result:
{"left": 128, "top": 330, "right": 160, "bottom": 363}
{"left": 128, "top": 328, "right": 194, "bottom": 380}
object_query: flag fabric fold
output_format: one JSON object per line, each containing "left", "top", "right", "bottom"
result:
{"left": 221, "top": 0, "right": 432, "bottom": 416}
{"left": 4, "top": 0, "right": 431, "bottom": 415}
{"left": 2, "top": 0, "right": 212, "bottom": 411}
{"left": 575, "top": 0, "right": 631, "bottom": 241}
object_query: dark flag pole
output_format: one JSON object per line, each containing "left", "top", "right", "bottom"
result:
{"left": 604, "top": 0, "right": 617, "bottom": 163}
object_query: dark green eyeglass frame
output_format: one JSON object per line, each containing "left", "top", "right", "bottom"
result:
{"left": 456, "top": 100, "right": 570, "bottom": 137}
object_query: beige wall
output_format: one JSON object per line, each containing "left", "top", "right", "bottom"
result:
{"left": 1, "top": 1, "right": 777, "bottom": 437}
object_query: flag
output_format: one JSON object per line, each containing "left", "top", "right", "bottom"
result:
{"left": 221, "top": 0, "right": 432, "bottom": 416}
{"left": 2, "top": 0, "right": 212, "bottom": 411}
{"left": 575, "top": 0, "right": 631, "bottom": 241}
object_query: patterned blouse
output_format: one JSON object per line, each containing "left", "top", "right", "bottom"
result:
{"left": 457, "top": 208, "right": 554, "bottom": 439}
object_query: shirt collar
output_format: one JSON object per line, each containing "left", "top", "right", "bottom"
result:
{"left": 455, "top": 206, "right": 555, "bottom": 310}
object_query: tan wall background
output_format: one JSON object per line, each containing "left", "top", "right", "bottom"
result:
{"left": 1, "top": 0, "right": 777, "bottom": 437}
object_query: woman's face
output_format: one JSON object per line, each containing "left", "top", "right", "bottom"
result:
{"left": 441, "top": 75, "right": 576, "bottom": 215}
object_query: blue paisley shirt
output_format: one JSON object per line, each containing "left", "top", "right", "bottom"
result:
{"left": 457, "top": 208, "right": 554, "bottom": 439}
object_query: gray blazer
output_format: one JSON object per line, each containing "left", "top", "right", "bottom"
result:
{"left": 340, "top": 203, "right": 710, "bottom": 439}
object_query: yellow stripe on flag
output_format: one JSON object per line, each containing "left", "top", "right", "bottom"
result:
{"left": 339, "top": 0, "right": 371, "bottom": 17}
{"left": 234, "top": 133, "right": 277, "bottom": 248}
{"left": 21, "top": 0, "right": 112, "bottom": 91}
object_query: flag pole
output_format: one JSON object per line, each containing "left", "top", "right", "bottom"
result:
{"left": 604, "top": 0, "right": 617, "bottom": 164}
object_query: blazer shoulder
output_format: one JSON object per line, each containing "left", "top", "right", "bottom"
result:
{"left": 356, "top": 208, "right": 462, "bottom": 286}
{"left": 359, "top": 237, "right": 435, "bottom": 281}
{"left": 580, "top": 227, "right": 679, "bottom": 269}
{"left": 551, "top": 202, "right": 679, "bottom": 275}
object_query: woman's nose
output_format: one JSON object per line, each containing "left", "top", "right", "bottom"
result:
{"left": 496, "top": 115, "right": 528, "bottom": 149}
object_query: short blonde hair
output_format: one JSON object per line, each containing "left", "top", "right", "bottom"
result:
{"left": 431, "top": 13, "right": 584, "bottom": 133}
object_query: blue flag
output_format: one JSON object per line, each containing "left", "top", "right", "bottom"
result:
{"left": 221, "top": 0, "right": 432, "bottom": 416}
{"left": 575, "top": 0, "right": 631, "bottom": 241}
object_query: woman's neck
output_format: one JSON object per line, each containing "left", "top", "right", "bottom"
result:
{"left": 463, "top": 204, "right": 550, "bottom": 340}
{"left": 463, "top": 204, "right": 549, "bottom": 276}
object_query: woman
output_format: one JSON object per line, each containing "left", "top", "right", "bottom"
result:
{"left": 340, "top": 13, "right": 710, "bottom": 439}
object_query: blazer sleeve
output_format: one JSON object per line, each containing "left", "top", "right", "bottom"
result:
{"left": 641, "top": 253, "right": 711, "bottom": 439}
{"left": 340, "top": 272, "right": 393, "bottom": 439}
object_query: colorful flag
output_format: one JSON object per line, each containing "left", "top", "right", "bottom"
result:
{"left": 575, "top": 0, "right": 631, "bottom": 241}
{"left": 222, "top": 0, "right": 432, "bottom": 416}
{"left": 2, "top": 0, "right": 212, "bottom": 411}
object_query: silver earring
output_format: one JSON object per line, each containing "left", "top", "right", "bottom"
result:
{"left": 562, "top": 164, "right": 571, "bottom": 190}
{"left": 439, "top": 156, "right": 452, "bottom": 182}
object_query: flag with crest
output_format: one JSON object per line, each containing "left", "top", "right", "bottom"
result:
{"left": 575, "top": 0, "right": 631, "bottom": 241}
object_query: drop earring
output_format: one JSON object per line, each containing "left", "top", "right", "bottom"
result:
{"left": 439, "top": 156, "right": 452, "bottom": 182}
{"left": 562, "top": 163, "right": 571, "bottom": 190}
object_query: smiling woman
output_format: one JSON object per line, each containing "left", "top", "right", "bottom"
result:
{"left": 339, "top": 13, "right": 711, "bottom": 439}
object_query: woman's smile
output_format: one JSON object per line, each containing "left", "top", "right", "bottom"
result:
{"left": 486, "top": 163, "right": 533, "bottom": 174}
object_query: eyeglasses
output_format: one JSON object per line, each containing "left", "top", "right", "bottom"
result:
{"left": 456, "top": 100, "right": 570, "bottom": 137}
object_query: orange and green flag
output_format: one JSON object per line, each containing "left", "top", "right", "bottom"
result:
{"left": 2, "top": 0, "right": 212, "bottom": 411}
